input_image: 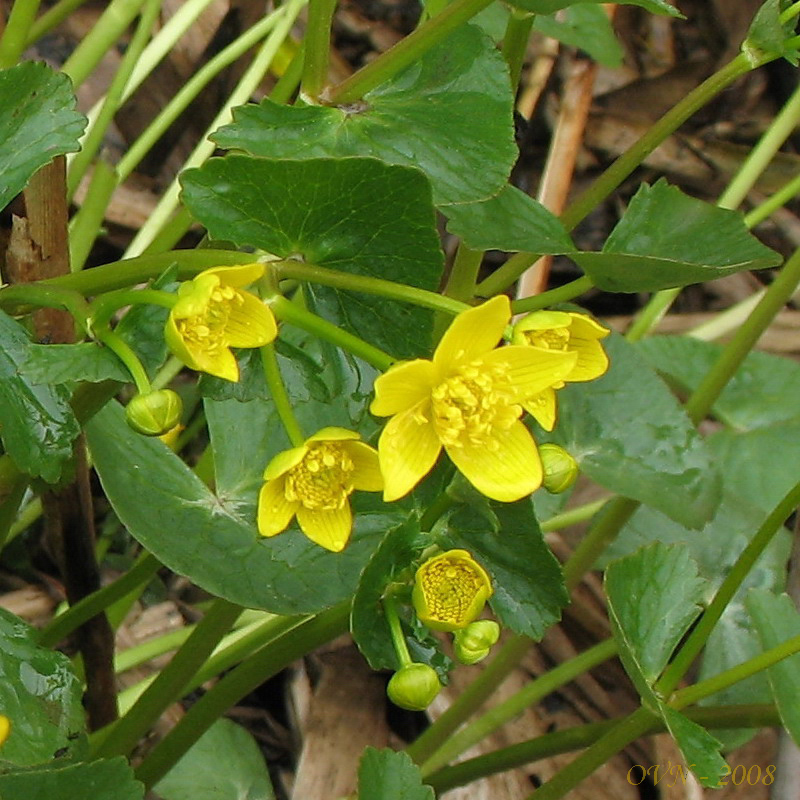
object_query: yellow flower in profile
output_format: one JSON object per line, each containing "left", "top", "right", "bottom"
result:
{"left": 165, "top": 263, "right": 277, "bottom": 382}
{"left": 370, "top": 296, "right": 577, "bottom": 502}
{"left": 0, "top": 715, "right": 9, "bottom": 747}
{"left": 257, "top": 427, "right": 383, "bottom": 552}
{"left": 511, "top": 310, "right": 610, "bottom": 431}
{"left": 412, "top": 549, "right": 493, "bottom": 631}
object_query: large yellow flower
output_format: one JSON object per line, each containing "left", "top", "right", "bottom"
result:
{"left": 165, "top": 264, "right": 277, "bottom": 382}
{"left": 511, "top": 310, "right": 609, "bottom": 431}
{"left": 370, "top": 296, "right": 577, "bottom": 502}
{"left": 257, "top": 427, "right": 383, "bottom": 552}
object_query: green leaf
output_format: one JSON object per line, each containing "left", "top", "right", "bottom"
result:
{"left": 571, "top": 180, "right": 782, "bottom": 292}
{"left": 443, "top": 185, "right": 574, "bottom": 254}
{"left": 552, "top": 333, "right": 720, "bottom": 529}
{"left": 507, "top": 0, "right": 681, "bottom": 18}
{"left": 87, "top": 400, "right": 404, "bottom": 614}
{"left": 180, "top": 155, "right": 443, "bottom": 359}
{"left": 212, "top": 26, "right": 515, "bottom": 206}
{"left": 154, "top": 719, "right": 275, "bottom": 800}
{"left": 0, "top": 62, "right": 86, "bottom": 211}
{"left": 357, "top": 748, "right": 434, "bottom": 800}
{"left": 0, "top": 757, "right": 143, "bottom": 800}
{"left": 605, "top": 543, "right": 705, "bottom": 704}
{"left": 746, "top": 589, "right": 800, "bottom": 747}
{"left": 21, "top": 343, "right": 130, "bottom": 384}
{"left": 744, "top": 0, "right": 798, "bottom": 65}
{"left": 659, "top": 705, "right": 728, "bottom": 788}
{"left": 442, "top": 496, "right": 568, "bottom": 639}
{"left": 0, "top": 608, "right": 86, "bottom": 771}
{"left": 637, "top": 335, "right": 800, "bottom": 431}
{"left": 534, "top": 5, "right": 624, "bottom": 67}
{"left": 0, "top": 310, "right": 80, "bottom": 483}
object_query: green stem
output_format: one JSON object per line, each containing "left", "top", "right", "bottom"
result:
{"left": 276, "top": 260, "right": 469, "bottom": 316}
{"left": 425, "top": 704, "right": 779, "bottom": 793}
{"left": 501, "top": 10, "right": 535, "bottom": 91}
{"left": 302, "top": 0, "right": 337, "bottom": 99}
{"left": 624, "top": 288, "right": 678, "bottom": 343}
{"left": 134, "top": 602, "right": 350, "bottom": 790}
{"left": 260, "top": 344, "right": 305, "bottom": 446}
{"left": 325, "top": 0, "right": 496, "bottom": 104}
{"left": 384, "top": 596, "right": 413, "bottom": 667}
{"left": 26, "top": 0, "right": 89, "bottom": 43}
{"left": 443, "top": 243, "right": 483, "bottom": 304}
{"left": 509, "top": 276, "right": 594, "bottom": 314}
{"left": 0, "top": 284, "right": 90, "bottom": 332}
{"left": 0, "top": 474, "right": 28, "bottom": 555}
{"left": 539, "top": 497, "right": 610, "bottom": 533}
{"left": 36, "top": 552, "right": 160, "bottom": 649}
{"left": 0, "top": 0, "right": 42, "bottom": 67}
{"left": 270, "top": 39, "right": 305, "bottom": 103}
{"left": 746, "top": 171, "right": 800, "bottom": 229}
{"left": 419, "top": 638, "right": 617, "bottom": 776}
{"left": 69, "top": 160, "right": 119, "bottom": 272}
{"left": 269, "top": 294, "right": 395, "bottom": 370}
{"left": 657, "top": 478, "right": 800, "bottom": 697}
{"left": 92, "top": 328, "right": 151, "bottom": 393}
{"left": 91, "top": 598, "right": 242, "bottom": 759}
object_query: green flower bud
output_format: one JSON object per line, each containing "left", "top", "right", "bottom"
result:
{"left": 387, "top": 663, "right": 441, "bottom": 711}
{"left": 539, "top": 443, "right": 579, "bottom": 494}
{"left": 125, "top": 390, "right": 183, "bottom": 436}
{"left": 453, "top": 620, "right": 500, "bottom": 665}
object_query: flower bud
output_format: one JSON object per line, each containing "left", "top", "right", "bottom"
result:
{"left": 387, "top": 663, "right": 441, "bottom": 711}
{"left": 125, "top": 390, "right": 183, "bottom": 436}
{"left": 412, "top": 549, "right": 493, "bottom": 632}
{"left": 453, "top": 620, "right": 500, "bottom": 665}
{"left": 539, "top": 443, "right": 579, "bottom": 494}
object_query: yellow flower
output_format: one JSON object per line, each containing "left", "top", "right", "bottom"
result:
{"left": 370, "top": 296, "right": 577, "bottom": 502}
{"left": 257, "top": 427, "right": 383, "bottom": 552}
{"left": 412, "top": 549, "right": 493, "bottom": 631}
{"left": 165, "top": 264, "right": 277, "bottom": 382}
{"left": 0, "top": 715, "right": 9, "bottom": 747}
{"left": 511, "top": 310, "right": 609, "bottom": 431}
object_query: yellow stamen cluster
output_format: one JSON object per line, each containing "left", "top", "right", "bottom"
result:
{"left": 284, "top": 442, "right": 355, "bottom": 510}
{"left": 175, "top": 282, "right": 241, "bottom": 359}
{"left": 431, "top": 362, "right": 520, "bottom": 450}
{"left": 521, "top": 326, "right": 570, "bottom": 351}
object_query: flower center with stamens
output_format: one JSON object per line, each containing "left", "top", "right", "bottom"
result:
{"left": 176, "top": 283, "right": 242, "bottom": 357}
{"left": 417, "top": 558, "right": 487, "bottom": 628}
{"left": 284, "top": 443, "right": 355, "bottom": 510}
{"left": 431, "top": 361, "right": 520, "bottom": 449}
{"left": 522, "top": 325, "right": 570, "bottom": 351}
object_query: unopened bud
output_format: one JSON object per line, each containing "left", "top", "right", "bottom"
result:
{"left": 539, "top": 443, "right": 579, "bottom": 494}
{"left": 125, "top": 390, "right": 183, "bottom": 436}
{"left": 453, "top": 620, "right": 500, "bottom": 665}
{"left": 387, "top": 663, "right": 441, "bottom": 711}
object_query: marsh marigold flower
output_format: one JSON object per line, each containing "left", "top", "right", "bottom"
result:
{"left": 412, "top": 549, "right": 493, "bottom": 632}
{"left": 0, "top": 715, "right": 9, "bottom": 747}
{"left": 370, "top": 296, "right": 576, "bottom": 502}
{"left": 165, "top": 263, "right": 277, "bottom": 382}
{"left": 257, "top": 427, "right": 383, "bottom": 552}
{"left": 511, "top": 310, "right": 609, "bottom": 431}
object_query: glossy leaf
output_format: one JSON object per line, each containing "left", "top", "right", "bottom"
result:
{"left": 21, "top": 343, "right": 130, "bottom": 384}
{"left": 534, "top": 5, "right": 624, "bottom": 67}
{"left": 508, "top": 0, "right": 680, "bottom": 15}
{"left": 212, "top": 26, "right": 515, "bottom": 206}
{"left": 443, "top": 185, "right": 574, "bottom": 254}
{"left": 0, "top": 62, "right": 86, "bottom": 211}
{"left": 86, "top": 401, "right": 404, "bottom": 614}
{"left": 0, "top": 310, "right": 80, "bottom": 483}
{"left": 605, "top": 543, "right": 705, "bottom": 703}
{"left": 746, "top": 589, "right": 800, "bottom": 746}
{"left": 0, "top": 757, "right": 142, "bottom": 800}
{"left": 660, "top": 705, "right": 728, "bottom": 789}
{"left": 571, "top": 180, "right": 781, "bottom": 292}
{"left": 442, "top": 496, "right": 567, "bottom": 640}
{"left": 357, "top": 748, "right": 434, "bottom": 800}
{"left": 180, "top": 156, "right": 443, "bottom": 359}
{"left": 0, "top": 608, "right": 86, "bottom": 771}
{"left": 745, "top": 0, "right": 798, "bottom": 65}
{"left": 552, "top": 333, "right": 720, "bottom": 529}
{"left": 154, "top": 719, "right": 275, "bottom": 800}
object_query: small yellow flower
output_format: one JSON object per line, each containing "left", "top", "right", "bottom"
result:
{"left": 511, "top": 310, "right": 609, "bottom": 431}
{"left": 370, "top": 296, "right": 577, "bottom": 502}
{"left": 257, "top": 427, "right": 383, "bottom": 552}
{"left": 0, "top": 715, "right": 9, "bottom": 747}
{"left": 165, "top": 264, "right": 277, "bottom": 382}
{"left": 412, "top": 549, "right": 493, "bottom": 631}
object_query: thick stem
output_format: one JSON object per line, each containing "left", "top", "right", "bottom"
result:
{"left": 302, "top": 0, "right": 337, "bottom": 99}
{"left": 0, "top": 0, "right": 42, "bottom": 67}
{"left": 260, "top": 344, "right": 305, "bottom": 446}
{"left": 501, "top": 10, "right": 535, "bottom": 91}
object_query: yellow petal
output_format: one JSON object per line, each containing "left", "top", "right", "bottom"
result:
{"left": 263, "top": 444, "right": 307, "bottom": 481}
{"left": 566, "top": 314, "right": 610, "bottom": 382}
{"left": 164, "top": 313, "right": 197, "bottom": 368}
{"left": 446, "top": 420, "right": 542, "bottom": 502}
{"left": 345, "top": 440, "right": 384, "bottom": 492}
{"left": 257, "top": 478, "right": 299, "bottom": 536}
{"left": 522, "top": 387, "right": 557, "bottom": 431}
{"left": 483, "top": 345, "right": 576, "bottom": 399}
{"left": 371, "top": 359, "right": 436, "bottom": 417}
{"left": 203, "top": 262, "right": 265, "bottom": 288}
{"left": 433, "top": 296, "right": 510, "bottom": 370}
{"left": 378, "top": 402, "right": 442, "bottom": 501}
{"left": 307, "top": 427, "right": 361, "bottom": 443}
{"left": 296, "top": 502, "right": 353, "bottom": 552}
{"left": 223, "top": 290, "right": 277, "bottom": 348}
